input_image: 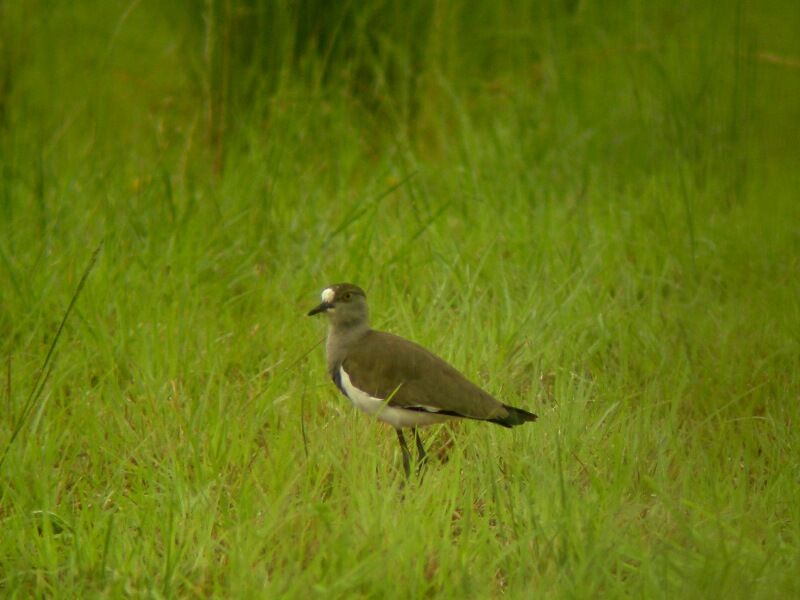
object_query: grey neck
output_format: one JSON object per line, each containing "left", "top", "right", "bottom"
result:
{"left": 326, "top": 321, "right": 369, "bottom": 375}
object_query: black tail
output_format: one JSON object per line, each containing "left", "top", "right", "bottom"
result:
{"left": 489, "top": 404, "right": 538, "bottom": 428}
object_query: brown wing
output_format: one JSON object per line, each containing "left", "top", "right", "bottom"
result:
{"left": 342, "top": 330, "right": 509, "bottom": 421}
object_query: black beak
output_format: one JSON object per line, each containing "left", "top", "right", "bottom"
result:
{"left": 307, "top": 301, "right": 334, "bottom": 316}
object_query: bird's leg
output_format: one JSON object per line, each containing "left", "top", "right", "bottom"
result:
{"left": 413, "top": 428, "right": 428, "bottom": 475}
{"left": 396, "top": 428, "right": 411, "bottom": 478}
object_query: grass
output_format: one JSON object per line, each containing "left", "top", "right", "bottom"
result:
{"left": 1, "top": 0, "right": 799, "bottom": 597}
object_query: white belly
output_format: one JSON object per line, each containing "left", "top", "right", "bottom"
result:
{"left": 338, "top": 367, "right": 451, "bottom": 429}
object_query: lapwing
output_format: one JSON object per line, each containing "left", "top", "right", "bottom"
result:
{"left": 308, "top": 283, "right": 537, "bottom": 476}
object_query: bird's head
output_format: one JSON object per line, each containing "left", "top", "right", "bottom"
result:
{"left": 307, "top": 283, "right": 369, "bottom": 329}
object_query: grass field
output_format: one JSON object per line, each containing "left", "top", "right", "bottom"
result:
{"left": 1, "top": 0, "right": 799, "bottom": 597}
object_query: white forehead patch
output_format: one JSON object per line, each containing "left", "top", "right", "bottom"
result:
{"left": 321, "top": 288, "right": 335, "bottom": 303}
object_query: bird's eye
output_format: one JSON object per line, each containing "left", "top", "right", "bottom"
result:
{"left": 342, "top": 292, "right": 352, "bottom": 301}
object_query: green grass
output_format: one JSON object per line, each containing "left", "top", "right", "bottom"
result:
{"left": 1, "top": 0, "right": 799, "bottom": 597}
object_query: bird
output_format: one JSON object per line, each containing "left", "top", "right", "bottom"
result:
{"left": 307, "top": 283, "right": 537, "bottom": 476}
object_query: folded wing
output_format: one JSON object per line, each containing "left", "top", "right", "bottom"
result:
{"left": 343, "top": 330, "right": 509, "bottom": 422}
